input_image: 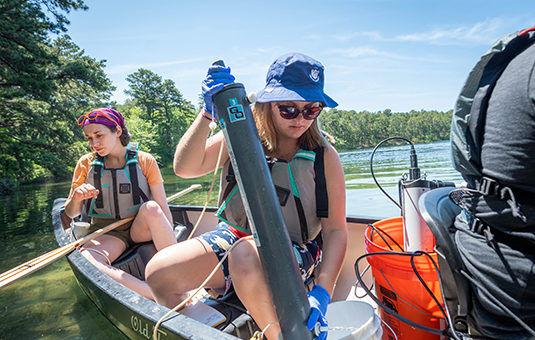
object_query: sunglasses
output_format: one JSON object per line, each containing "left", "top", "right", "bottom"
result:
{"left": 277, "top": 105, "right": 323, "bottom": 120}
{"left": 77, "top": 110, "right": 119, "bottom": 126}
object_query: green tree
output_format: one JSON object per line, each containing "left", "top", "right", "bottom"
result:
{"left": 320, "top": 109, "right": 452, "bottom": 151}
{"left": 123, "top": 69, "right": 196, "bottom": 165}
{"left": 124, "top": 69, "right": 163, "bottom": 120}
{"left": 0, "top": 0, "right": 115, "bottom": 191}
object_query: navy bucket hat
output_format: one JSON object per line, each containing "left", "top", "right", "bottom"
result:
{"left": 256, "top": 53, "right": 338, "bottom": 108}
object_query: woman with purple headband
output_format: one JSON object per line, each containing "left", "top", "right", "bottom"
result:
{"left": 64, "top": 108, "right": 177, "bottom": 299}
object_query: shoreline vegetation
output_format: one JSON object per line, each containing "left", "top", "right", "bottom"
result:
{"left": 0, "top": 1, "right": 452, "bottom": 193}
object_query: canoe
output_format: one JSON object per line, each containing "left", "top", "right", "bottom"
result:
{"left": 52, "top": 197, "right": 380, "bottom": 340}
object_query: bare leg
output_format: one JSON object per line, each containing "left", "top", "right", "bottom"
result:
{"left": 80, "top": 235, "right": 154, "bottom": 299}
{"left": 129, "top": 201, "right": 176, "bottom": 250}
{"left": 228, "top": 239, "right": 281, "bottom": 340}
{"left": 145, "top": 238, "right": 226, "bottom": 308}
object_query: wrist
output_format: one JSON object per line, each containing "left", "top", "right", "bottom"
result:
{"left": 200, "top": 109, "right": 213, "bottom": 122}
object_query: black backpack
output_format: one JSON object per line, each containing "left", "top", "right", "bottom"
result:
{"left": 451, "top": 27, "right": 535, "bottom": 185}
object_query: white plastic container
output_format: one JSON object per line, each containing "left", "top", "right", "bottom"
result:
{"left": 325, "top": 301, "right": 383, "bottom": 340}
{"left": 72, "top": 221, "right": 91, "bottom": 239}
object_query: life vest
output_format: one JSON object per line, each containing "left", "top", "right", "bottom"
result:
{"left": 84, "top": 142, "right": 151, "bottom": 220}
{"left": 217, "top": 146, "right": 328, "bottom": 245}
{"left": 451, "top": 26, "right": 535, "bottom": 186}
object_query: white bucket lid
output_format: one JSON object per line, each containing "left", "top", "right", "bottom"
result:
{"left": 325, "top": 301, "right": 382, "bottom": 340}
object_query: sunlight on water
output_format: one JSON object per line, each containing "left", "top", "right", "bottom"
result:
{"left": 341, "top": 140, "right": 463, "bottom": 218}
{"left": 0, "top": 140, "right": 462, "bottom": 339}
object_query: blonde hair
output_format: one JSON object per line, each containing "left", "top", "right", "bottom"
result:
{"left": 253, "top": 102, "right": 327, "bottom": 153}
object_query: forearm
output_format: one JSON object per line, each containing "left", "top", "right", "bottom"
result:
{"left": 173, "top": 110, "right": 215, "bottom": 178}
{"left": 316, "top": 228, "right": 348, "bottom": 295}
{"left": 64, "top": 194, "right": 83, "bottom": 219}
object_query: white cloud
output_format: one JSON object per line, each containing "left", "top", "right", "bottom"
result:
{"left": 394, "top": 19, "right": 505, "bottom": 45}
{"left": 327, "top": 46, "right": 398, "bottom": 58}
{"left": 325, "top": 18, "right": 507, "bottom": 46}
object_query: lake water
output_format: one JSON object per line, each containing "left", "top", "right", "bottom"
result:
{"left": 0, "top": 140, "right": 461, "bottom": 339}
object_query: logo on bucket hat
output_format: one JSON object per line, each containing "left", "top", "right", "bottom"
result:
{"left": 310, "top": 68, "right": 320, "bottom": 82}
{"left": 256, "top": 53, "right": 338, "bottom": 108}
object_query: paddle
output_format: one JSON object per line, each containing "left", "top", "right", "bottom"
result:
{"left": 0, "top": 184, "right": 202, "bottom": 289}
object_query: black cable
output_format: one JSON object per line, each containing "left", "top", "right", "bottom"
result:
{"left": 207, "top": 296, "right": 249, "bottom": 314}
{"left": 410, "top": 252, "right": 448, "bottom": 321}
{"left": 421, "top": 250, "right": 464, "bottom": 340}
{"left": 368, "top": 223, "right": 404, "bottom": 252}
{"left": 370, "top": 136, "right": 415, "bottom": 209}
{"left": 354, "top": 251, "right": 449, "bottom": 337}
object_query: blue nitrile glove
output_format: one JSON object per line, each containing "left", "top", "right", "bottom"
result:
{"left": 201, "top": 65, "right": 235, "bottom": 118}
{"left": 307, "top": 284, "right": 330, "bottom": 340}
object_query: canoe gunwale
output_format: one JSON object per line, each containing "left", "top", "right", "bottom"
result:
{"left": 52, "top": 198, "right": 381, "bottom": 340}
{"left": 52, "top": 198, "right": 240, "bottom": 340}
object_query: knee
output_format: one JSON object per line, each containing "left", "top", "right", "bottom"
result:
{"left": 139, "top": 200, "right": 163, "bottom": 218}
{"left": 229, "top": 242, "right": 262, "bottom": 278}
{"left": 80, "top": 246, "right": 109, "bottom": 266}
{"left": 145, "top": 252, "right": 168, "bottom": 290}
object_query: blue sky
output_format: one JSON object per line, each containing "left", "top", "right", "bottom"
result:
{"left": 65, "top": 1, "right": 534, "bottom": 112}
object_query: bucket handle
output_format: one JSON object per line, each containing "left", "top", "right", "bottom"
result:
{"left": 354, "top": 264, "right": 374, "bottom": 299}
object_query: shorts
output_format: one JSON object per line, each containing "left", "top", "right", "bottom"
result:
{"left": 197, "top": 222, "right": 321, "bottom": 296}
{"left": 90, "top": 218, "right": 135, "bottom": 248}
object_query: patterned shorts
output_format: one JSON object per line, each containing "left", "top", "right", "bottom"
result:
{"left": 197, "top": 222, "right": 321, "bottom": 295}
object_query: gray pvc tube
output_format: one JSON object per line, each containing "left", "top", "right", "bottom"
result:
{"left": 213, "top": 82, "right": 313, "bottom": 340}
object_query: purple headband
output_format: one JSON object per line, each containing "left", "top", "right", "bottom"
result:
{"left": 79, "top": 108, "right": 125, "bottom": 128}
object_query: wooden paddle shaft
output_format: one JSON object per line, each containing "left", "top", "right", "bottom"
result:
{"left": 0, "top": 184, "right": 201, "bottom": 288}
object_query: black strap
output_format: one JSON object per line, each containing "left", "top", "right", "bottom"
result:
{"left": 84, "top": 198, "right": 92, "bottom": 214}
{"left": 129, "top": 161, "right": 141, "bottom": 205}
{"left": 470, "top": 218, "right": 535, "bottom": 256}
{"left": 94, "top": 154, "right": 104, "bottom": 209}
{"left": 313, "top": 146, "right": 328, "bottom": 218}
{"left": 475, "top": 177, "right": 528, "bottom": 223}
{"left": 294, "top": 196, "right": 309, "bottom": 242}
{"left": 111, "top": 169, "right": 120, "bottom": 219}
{"left": 221, "top": 163, "right": 238, "bottom": 201}
{"left": 126, "top": 143, "right": 143, "bottom": 206}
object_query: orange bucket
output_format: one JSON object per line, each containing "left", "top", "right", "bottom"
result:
{"left": 365, "top": 216, "right": 446, "bottom": 340}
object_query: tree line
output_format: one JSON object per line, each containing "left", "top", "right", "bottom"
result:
{"left": 320, "top": 108, "right": 452, "bottom": 151}
{"left": 0, "top": 0, "right": 452, "bottom": 192}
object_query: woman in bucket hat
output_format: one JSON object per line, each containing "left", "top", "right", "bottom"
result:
{"left": 146, "top": 53, "right": 347, "bottom": 340}
{"left": 64, "top": 108, "right": 177, "bottom": 300}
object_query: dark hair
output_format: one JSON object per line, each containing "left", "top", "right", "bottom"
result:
{"left": 108, "top": 125, "right": 131, "bottom": 146}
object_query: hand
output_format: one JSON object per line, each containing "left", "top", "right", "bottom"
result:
{"left": 201, "top": 65, "right": 235, "bottom": 118}
{"left": 307, "top": 285, "right": 330, "bottom": 340}
{"left": 72, "top": 183, "right": 99, "bottom": 201}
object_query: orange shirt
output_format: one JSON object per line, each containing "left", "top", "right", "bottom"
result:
{"left": 71, "top": 150, "right": 163, "bottom": 191}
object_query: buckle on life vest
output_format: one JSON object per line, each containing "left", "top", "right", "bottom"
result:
{"left": 476, "top": 176, "right": 500, "bottom": 196}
